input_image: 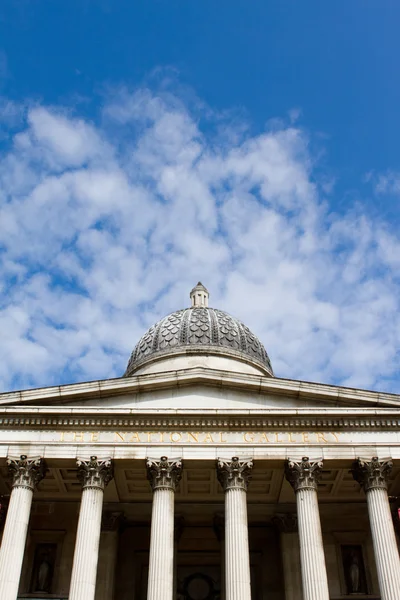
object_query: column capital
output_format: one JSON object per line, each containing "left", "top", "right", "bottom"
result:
{"left": 7, "top": 455, "right": 46, "bottom": 491}
{"left": 76, "top": 456, "right": 113, "bottom": 490}
{"left": 352, "top": 456, "right": 393, "bottom": 492}
{"left": 217, "top": 456, "right": 253, "bottom": 491}
{"left": 272, "top": 513, "right": 298, "bottom": 533}
{"left": 146, "top": 456, "right": 183, "bottom": 491}
{"left": 285, "top": 456, "right": 323, "bottom": 492}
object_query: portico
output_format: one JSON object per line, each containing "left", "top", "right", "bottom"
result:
{"left": 0, "top": 284, "right": 399, "bottom": 599}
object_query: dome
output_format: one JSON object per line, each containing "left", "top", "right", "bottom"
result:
{"left": 124, "top": 283, "right": 273, "bottom": 377}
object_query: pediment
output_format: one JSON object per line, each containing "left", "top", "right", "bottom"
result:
{"left": 0, "top": 367, "right": 399, "bottom": 413}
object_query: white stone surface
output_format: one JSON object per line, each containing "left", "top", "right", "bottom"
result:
{"left": 147, "top": 488, "right": 175, "bottom": 600}
{"left": 0, "top": 366, "right": 399, "bottom": 409}
{"left": 134, "top": 354, "right": 266, "bottom": 377}
{"left": 366, "top": 486, "right": 400, "bottom": 600}
{"left": 0, "top": 485, "right": 33, "bottom": 600}
{"left": 297, "top": 488, "right": 330, "bottom": 600}
{"left": 225, "top": 488, "right": 252, "bottom": 600}
{"left": 69, "top": 486, "right": 104, "bottom": 600}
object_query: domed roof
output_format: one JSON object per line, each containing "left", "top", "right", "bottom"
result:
{"left": 124, "top": 283, "right": 273, "bottom": 377}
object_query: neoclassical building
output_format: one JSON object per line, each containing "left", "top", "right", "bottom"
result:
{"left": 0, "top": 282, "right": 399, "bottom": 600}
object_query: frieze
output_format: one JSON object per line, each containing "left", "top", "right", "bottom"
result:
{"left": 50, "top": 430, "right": 343, "bottom": 444}
{"left": 1, "top": 427, "right": 400, "bottom": 447}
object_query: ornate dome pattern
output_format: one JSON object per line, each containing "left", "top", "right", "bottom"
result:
{"left": 124, "top": 306, "right": 273, "bottom": 377}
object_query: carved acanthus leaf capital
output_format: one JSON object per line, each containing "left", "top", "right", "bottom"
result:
{"left": 77, "top": 456, "right": 113, "bottom": 490}
{"left": 217, "top": 456, "right": 253, "bottom": 491}
{"left": 146, "top": 456, "right": 183, "bottom": 491}
{"left": 352, "top": 457, "right": 392, "bottom": 492}
{"left": 272, "top": 513, "right": 298, "bottom": 533}
{"left": 285, "top": 457, "right": 323, "bottom": 492}
{"left": 7, "top": 455, "right": 46, "bottom": 491}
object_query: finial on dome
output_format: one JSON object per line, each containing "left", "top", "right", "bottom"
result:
{"left": 190, "top": 282, "right": 209, "bottom": 308}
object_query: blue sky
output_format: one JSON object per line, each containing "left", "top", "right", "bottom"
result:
{"left": 0, "top": 1, "right": 399, "bottom": 392}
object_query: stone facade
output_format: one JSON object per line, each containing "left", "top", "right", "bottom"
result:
{"left": 0, "top": 287, "right": 399, "bottom": 599}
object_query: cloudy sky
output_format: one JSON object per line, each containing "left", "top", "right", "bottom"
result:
{"left": 0, "top": 1, "right": 399, "bottom": 393}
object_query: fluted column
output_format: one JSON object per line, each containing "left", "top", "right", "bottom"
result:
{"left": 272, "top": 513, "right": 303, "bottom": 600}
{"left": 217, "top": 456, "right": 253, "bottom": 600}
{"left": 352, "top": 457, "right": 400, "bottom": 599}
{"left": 0, "top": 455, "right": 45, "bottom": 600}
{"left": 146, "top": 456, "right": 183, "bottom": 600}
{"left": 69, "top": 456, "right": 113, "bottom": 600}
{"left": 285, "top": 457, "right": 329, "bottom": 600}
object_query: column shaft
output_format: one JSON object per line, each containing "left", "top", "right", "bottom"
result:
{"left": 217, "top": 456, "right": 253, "bottom": 600}
{"left": 0, "top": 486, "right": 33, "bottom": 599}
{"left": 352, "top": 457, "right": 400, "bottom": 600}
{"left": 225, "top": 488, "right": 251, "bottom": 600}
{"left": 69, "top": 456, "right": 113, "bottom": 600}
{"left": 69, "top": 487, "right": 104, "bottom": 600}
{"left": 285, "top": 457, "right": 330, "bottom": 600}
{"left": 367, "top": 487, "right": 400, "bottom": 599}
{"left": 147, "top": 488, "right": 175, "bottom": 600}
{"left": 296, "top": 488, "right": 330, "bottom": 600}
{"left": 146, "top": 456, "right": 182, "bottom": 600}
{"left": 0, "top": 455, "right": 45, "bottom": 600}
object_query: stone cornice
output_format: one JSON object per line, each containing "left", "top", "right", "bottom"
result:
{"left": 0, "top": 411, "right": 399, "bottom": 430}
{"left": 0, "top": 367, "right": 399, "bottom": 408}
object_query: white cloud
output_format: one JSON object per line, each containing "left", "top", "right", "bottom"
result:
{"left": 0, "top": 87, "right": 399, "bottom": 392}
{"left": 375, "top": 171, "right": 400, "bottom": 195}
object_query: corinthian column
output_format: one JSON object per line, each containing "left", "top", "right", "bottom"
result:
{"left": 69, "top": 456, "right": 113, "bottom": 600}
{"left": 352, "top": 457, "right": 400, "bottom": 600}
{"left": 285, "top": 457, "right": 329, "bottom": 600}
{"left": 146, "top": 456, "right": 183, "bottom": 600}
{"left": 217, "top": 456, "right": 253, "bottom": 600}
{"left": 0, "top": 455, "right": 45, "bottom": 600}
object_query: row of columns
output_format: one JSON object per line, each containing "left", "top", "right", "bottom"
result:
{"left": 0, "top": 454, "right": 399, "bottom": 600}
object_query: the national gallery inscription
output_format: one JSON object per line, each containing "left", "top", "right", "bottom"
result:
{"left": 57, "top": 430, "right": 341, "bottom": 445}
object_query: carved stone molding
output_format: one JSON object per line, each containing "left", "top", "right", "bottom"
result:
{"left": 352, "top": 456, "right": 393, "bottom": 492}
{"left": 76, "top": 456, "right": 113, "bottom": 490}
{"left": 146, "top": 456, "right": 183, "bottom": 492}
{"left": 285, "top": 456, "right": 323, "bottom": 492}
{"left": 272, "top": 512, "right": 298, "bottom": 533}
{"left": 217, "top": 456, "right": 253, "bottom": 491}
{"left": 2, "top": 414, "right": 400, "bottom": 431}
{"left": 7, "top": 455, "right": 46, "bottom": 491}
